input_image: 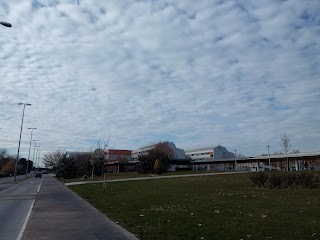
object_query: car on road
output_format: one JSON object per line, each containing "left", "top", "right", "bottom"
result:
{"left": 35, "top": 172, "right": 42, "bottom": 178}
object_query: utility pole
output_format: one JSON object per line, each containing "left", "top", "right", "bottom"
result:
{"left": 26, "top": 128, "right": 37, "bottom": 179}
{"left": 267, "top": 145, "right": 271, "bottom": 171}
{"left": 14, "top": 103, "right": 31, "bottom": 183}
{"left": 234, "top": 149, "right": 237, "bottom": 171}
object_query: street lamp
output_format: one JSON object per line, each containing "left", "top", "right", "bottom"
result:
{"left": 0, "top": 21, "right": 12, "bottom": 27}
{"left": 32, "top": 140, "right": 39, "bottom": 171}
{"left": 37, "top": 149, "right": 41, "bottom": 171}
{"left": 267, "top": 145, "right": 271, "bottom": 171}
{"left": 14, "top": 103, "right": 32, "bottom": 183}
{"left": 35, "top": 146, "right": 40, "bottom": 170}
{"left": 26, "top": 128, "right": 37, "bottom": 179}
{"left": 234, "top": 149, "right": 237, "bottom": 171}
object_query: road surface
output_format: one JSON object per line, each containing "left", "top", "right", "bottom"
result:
{"left": 22, "top": 175, "right": 138, "bottom": 240}
{"left": 0, "top": 175, "right": 26, "bottom": 184}
{"left": 0, "top": 177, "right": 43, "bottom": 240}
{"left": 65, "top": 171, "right": 249, "bottom": 186}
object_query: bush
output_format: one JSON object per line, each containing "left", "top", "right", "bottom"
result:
{"left": 250, "top": 172, "right": 269, "bottom": 188}
{"left": 283, "top": 173, "right": 297, "bottom": 188}
{"left": 154, "top": 159, "right": 165, "bottom": 175}
{"left": 250, "top": 171, "right": 319, "bottom": 189}
{"left": 297, "top": 172, "right": 319, "bottom": 189}
{"left": 268, "top": 173, "right": 284, "bottom": 189}
{"left": 55, "top": 157, "right": 77, "bottom": 179}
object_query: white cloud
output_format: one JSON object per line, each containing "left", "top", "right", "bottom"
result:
{"left": 0, "top": 0, "right": 319, "bottom": 163}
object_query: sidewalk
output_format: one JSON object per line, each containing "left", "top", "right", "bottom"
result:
{"left": 22, "top": 175, "right": 138, "bottom": 240}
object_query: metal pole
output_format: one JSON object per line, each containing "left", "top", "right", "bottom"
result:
{"left": 14, "top": 103, "right": 31, "bottom": 183}
{"left": 26, "top": 128, "right": 36, "bottom": 179}
{"left": 234, "top": 149, "right": 237, "bottom": 171}
{"left": 267, "top": 145, "right": 271, "bottom": 171}
{"left": 32, "top": 140, "right": 39, "bottom": 172}
{"left": 37, "top": 150, "right": 41, "bottom": 171}
{"left": 35, "top": 146, "right": 40, "bottom": 171}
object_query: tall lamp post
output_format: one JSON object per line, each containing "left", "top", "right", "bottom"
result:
{"left": 234, "top": 149, "right": 237, "bottom": 171}
{"left": 267, "top": 145, "right": 271, "bottom": 171}
{"left": 14, "top": 103, "right": 32, "bottom": 183}
{"left": 37, "top": 149, "right": 41, "bottom": 171}
{"left": 35, "top": 146, "right": 40, "bottom": 170}
{"left": 32, "top": 140, "right": 39, "bottom": 172}
{"left": 0, "top": 21, "right": 12, "bottom": 27}
{"left": 26, "top": 128, "right": 37, "bottom": 179}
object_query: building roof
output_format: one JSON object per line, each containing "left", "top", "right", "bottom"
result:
{"left": 185, "top": 146, "right": 215, "bottom": 153}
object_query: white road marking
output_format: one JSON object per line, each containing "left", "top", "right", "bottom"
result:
{"left": 37, "top": 178, "right": 44, "bottom": 193}
{"left": 16, "top": 177, "right": 44, "bottom": 240}
{"left": 16, "top": 199, "right": 35, "bottom": 240}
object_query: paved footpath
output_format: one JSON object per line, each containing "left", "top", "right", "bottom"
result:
{"left": 22, "top": 175, "right": 138, "bottom": 240}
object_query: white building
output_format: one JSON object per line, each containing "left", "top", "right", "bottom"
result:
{"left": 185, "top": 145, "right": 235, "bottom": 161}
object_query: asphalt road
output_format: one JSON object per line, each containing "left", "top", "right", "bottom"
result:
{"left": 0, "top": 177, "right": 43, "bottom": 240}
{"left": 0, "top": 175, "right": 27, "bottom": 184}
{"left": 22, "top": 175, "right": 138, "bottom": 240}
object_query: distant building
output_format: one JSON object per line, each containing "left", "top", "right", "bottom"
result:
{"left": 106, "top": 149, "right": 136, "bottom": 172}
{"left": 186, "top": 145, "right": 235, "bottom": 171}
{"left": 131, "top": 141, "right": 187, "bottom": 161}
{"left": 185, "top": 145, "right": 235, "bottom": 161}
{"left": 66, "top": 151, "right": 91, "bottom": 159}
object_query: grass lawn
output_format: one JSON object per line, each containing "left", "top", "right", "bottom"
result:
{"left": 69, "top": 172, "right": 320, "bottom": 240}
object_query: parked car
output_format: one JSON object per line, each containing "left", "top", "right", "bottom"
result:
{"left": 35, "top": 172, "right": 42, "bottom": 178}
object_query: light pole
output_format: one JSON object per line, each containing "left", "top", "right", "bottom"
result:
{"left": 35, "top": 147, "right": 40, "bottom": 170}
{"left": 35, "top": 146, "right": 40, "bottom": 171}
{"left": 234, "top": 149, "right": 237, "bottom": 171}
{"left": 267, "top": 145, "right": 271, "bottom": 171}
{"left": 0, "top": 21, "right": 12, "bottom": 27}
{"left": 32, "top": 140, "right": 39, "bottom": 172}
{"left": 37, "top": 149, "right": 41, "bottom": 171}
{"left": 26, "top": 128, "right": 37, "bottom": 179}
{"left": 14, "top": 103, "right": 32, "bottom": 183}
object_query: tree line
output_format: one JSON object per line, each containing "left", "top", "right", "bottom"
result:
{"left": 0, "top": 148, "right": 33, "bottom": 177}
{"left": 43, "top": 142, "right": 173, "bottom": 179}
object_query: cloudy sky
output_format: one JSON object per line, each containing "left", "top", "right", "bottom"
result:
{"left": 1, "top": 0, "right": 319, "bottom": 163}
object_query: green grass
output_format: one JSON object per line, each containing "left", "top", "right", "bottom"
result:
{"left": 69, "top": 173, "right": 320, "bottom": 240}
{"left": 63, "top": 170, "right": 211, "bottom": 183}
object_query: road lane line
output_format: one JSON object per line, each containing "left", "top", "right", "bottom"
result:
{"left": 37, "top": 178, "right": 44, "bottom": 193}
{"left": 16, "top": 199, "right": 35, "bottom": 240}
{"left": 16, "top": 178, "right": 44, "bottom": 240}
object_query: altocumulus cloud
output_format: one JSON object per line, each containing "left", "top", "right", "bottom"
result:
{"left": 0, "top": 0, "right": 319, "bottom": 161}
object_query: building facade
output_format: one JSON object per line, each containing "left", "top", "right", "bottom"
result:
{"left": 106, "top": 149, "right": 135, "bottom": 172}
{"left": 131, "top": 141, "right": 187, "bottom": 161}
{"left": 185, "top": 145, "right": 235, "bottom": 161}
{"left": 185, "top": 145, "right": 236, "bottom": 171}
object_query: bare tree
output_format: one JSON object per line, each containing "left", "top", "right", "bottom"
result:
{"left": 291, "top": 149, "right": 300, "bottom": 154}
{"left": 154, "top": 142, "right": 174, "bottom": 158}
{"left": 43, "top": 150, "right": 66, "bottom": 172}
{"left": 281, "top": 132, "right": 291, "bottom": 171}
{"left": 89, "top": 139, "right": 108, "bottom": 186}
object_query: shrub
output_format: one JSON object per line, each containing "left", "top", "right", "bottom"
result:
{"left": 297, "top": 172, "right": 320, "bottom": 189}
{"left": 283, "top": 173, "right": 297, "bottom": 188}
{"left": 154, "top": 159, "right": 165, "bottom": 175}
{"left": 268, "top": 173, "right": 284, "bottom": 189}
{"left": 250, "top": 171, "right": 320, "bottom": 189}
{"left": 250, "top": 172, "right": 269, "bottom": 188}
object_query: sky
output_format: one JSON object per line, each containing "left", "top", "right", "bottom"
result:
{"left": 0, "top": 0, "right": 320, "bottom": 164}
